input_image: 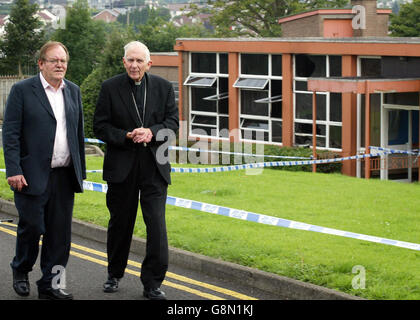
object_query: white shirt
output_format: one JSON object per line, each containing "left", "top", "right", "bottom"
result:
{"left": 39, "top": 72, "right": 71, "bottom": 168}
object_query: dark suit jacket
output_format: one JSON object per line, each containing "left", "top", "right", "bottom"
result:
{"left": 93, "top": 72, "right": 179, "bottom": 185}
{"left": 2, "top": 74, "right": 86, "bottom": 195}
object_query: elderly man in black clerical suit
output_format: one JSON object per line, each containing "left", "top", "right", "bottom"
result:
{"left": 2, "top": 41, "right": 86, "bottom": 300}
{"left": 93, "top": 41, "right": 179, "bottom": 300}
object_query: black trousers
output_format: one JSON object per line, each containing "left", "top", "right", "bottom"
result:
{"left": 11, "top": 167, "right": 75, "bottom": 290}
{"left": 106, "top": 146, "right": 168, "bottom": 290}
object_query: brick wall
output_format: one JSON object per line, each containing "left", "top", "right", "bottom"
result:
{"left": 281, "top": 15, "right": 323, "bottom": 37}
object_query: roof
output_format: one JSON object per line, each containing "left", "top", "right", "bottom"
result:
{"left": 278, "top": 8, "right": 392, "bottom": 24}
{"left": 175, "top": 37, "right": 420, "bottom": 44}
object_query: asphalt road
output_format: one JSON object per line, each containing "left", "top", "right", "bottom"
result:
{"left": 0, "top": 211, "right": 279, "bottom": 302}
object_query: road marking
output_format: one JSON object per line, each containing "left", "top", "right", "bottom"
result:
{"left": 71, "top": 242, "right": 256, "bottom": 300}
{"left": 0, "top": 222, "right": 257, "bottom": 300}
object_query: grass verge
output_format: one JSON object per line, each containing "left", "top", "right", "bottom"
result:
{"left": 1, "top": 152, "right": 420, "bottom": 299}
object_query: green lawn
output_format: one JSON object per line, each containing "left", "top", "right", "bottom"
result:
{"left": 1, "top": 152, "right": 420, "bottom": 300}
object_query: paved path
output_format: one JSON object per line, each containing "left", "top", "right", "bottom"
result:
{"left": 0, "top": 211, "right": 279, "bottom": 302}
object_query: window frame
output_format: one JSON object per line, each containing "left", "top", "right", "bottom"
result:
{"left": 188, "top": 52, "right": 230, "bottom": 139}
{"left": 293, "top": 54, "right": 343, "bottom": 151}
{"left": 237, "top": 53, "right": 283, "bottom": 145}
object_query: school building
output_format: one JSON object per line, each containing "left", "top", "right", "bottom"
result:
{"left": 149, "top": 1, "right": 420, "bottom": 182}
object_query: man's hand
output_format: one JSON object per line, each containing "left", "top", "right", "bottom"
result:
{"left": 7, "top": 175, "right": 28, "bottom": 191}
{"left": 128, "top": 128, "right": 153, "bottom": 144}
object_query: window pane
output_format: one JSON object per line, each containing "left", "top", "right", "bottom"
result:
{"left": 234, "top": 77, "right": 268, "bottom": 89}
{"left": 271, "top": 79, "right": 282, "bottom": 96}
{"left": 271, "top": 101, "right": 282, "bottom": 119}
{"left": 241, "top": 118, "right": 268, "bottom": 130}
{"left": 184, "top": 75, "right": 216, "bottom": 87}
{"left": 329, "top": 126, "right": 342, "bottom": 149}
{"left": 295, "top": 93, "right": 326, "bottom": 120}
{"left": 192, "top": 115, "right": 217, "bottom": 125}
{"left": 295, "top": 135, "right": 326, "bottom": 147}
{"left": 295, "top": 93, "right": 312, "bottom": 119}
{"left": 219, "top": 77, "right": 228, "bottom": 93}
{"left": 295, "top": 123, "right": 326, "bottom": 136}
{"left": 330, "top": 93, "right": 342, "bottom": 122}
{"left": 360, "top": 58, "right": 381, "bottom": 77}
{"left": 191, "top": 53, "right": 216, "bottom": 73}
{"left": 272, "top": 121, "right": 282, "bottom": 143}
{"left": 316, "top": 94, "right": 326, "bottom": 121}
{"left": 218, "top": 77, "right": 229, "bottom": 115}
{"left": 241, "top": 90, "right": 268, "bottom": 116}
{"left": 242, "top": 130, "right": 268, "bottom": 141}
{"left": 296, "top": 55, "right": 326, "bottom": 77}
{"left": 295, "top": 80, "right": 307, "bottom": 91}
{"left": 218, "top": 97, "right": 228, "bottom": 115}
{"left": 272, "top": 55, "right": 282, "bottom": 76}
{"left": 219, "top": 53, "right": 228, "bottom": 74}
{"left": 219, "top": 116, "right": 229, "bottom": 134}
{"left": 384, "top": 92, "right": 419, "bottom": 106}
{"left": 241, "top": 54, "right": 268, "bottom": 75}
{"left": 191, "top": 87, "right": 217, "bottom": 112}
{"left": 329, "top": 56, "right": 342, "bottom": 77}
{"left": 191, "top": 125, "right": 216, "bottom": 136}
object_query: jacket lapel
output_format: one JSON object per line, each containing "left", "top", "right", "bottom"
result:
{"left": 118, "top": 75, "right": 142, "bottom": 127}
{"left": 32, "top": 74, "right": 55, "bottom": 119}
{"left": 143, "top": 73, "right": 152, "bottom": 127}
{"left": 62, "top": 83, "right": 75, "bottom": 125}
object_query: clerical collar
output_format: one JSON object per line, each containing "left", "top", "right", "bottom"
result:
{"left": 127, "top": 74, "right": 144, "bottom": 88}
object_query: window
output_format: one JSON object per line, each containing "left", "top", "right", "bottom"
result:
{"left": 241, "top": 54, "right": 268, "bottom": 75}
{"left": 233, "top": 78, "right": 268, "bottom": 90}
{"left": 238, "top": 54, "right": 283, "bottom": 144}
{"left": 360, "top": 57, "right": 381, "bottom": 77}
{"left": 184, "top": 75, "right": 217, "bottom": 87}
{"left": 191, "top": 53, "right": 216, "bottom": 73}
{"left": 294, "top": 54, "right": 342, "bottom": 150}
{"left": 188, "top": 52, "right": 229, "bottom": 138}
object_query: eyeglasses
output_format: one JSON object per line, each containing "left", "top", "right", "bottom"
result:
{"left": 44, "top": 59, "right": 68, "bottom": 65}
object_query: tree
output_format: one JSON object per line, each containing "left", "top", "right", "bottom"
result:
{"left": 136, "top": 13, "right": 212, "bottom": 52}
{"left": 196, "top": 0, "right": 348, "bottom": 37}
{"left": 389, "top": 0, "right": 420, "bottom": 37}
{"left": 0, "top": 0, "right": 45, "bottom": 76}
{"left": 52, "top": 0, "right": 106, "bottom": 85}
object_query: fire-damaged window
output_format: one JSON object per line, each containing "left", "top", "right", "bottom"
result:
{"left": 185, "top": 52, "right": 229, "bottom": 138}
{"left": 236, "top": 53, "right": 283, "bottom": 144}
{"left": 294, "top": 54, "right": 342, "bottom": 150}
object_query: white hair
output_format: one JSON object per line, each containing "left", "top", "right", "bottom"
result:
{"left": 124, "top": 41, "right": 151, "bottom": 62}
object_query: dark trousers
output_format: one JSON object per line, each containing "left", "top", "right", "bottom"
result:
{"left": 11, "top": 167, "right": 75, "bottom": 290}
{"left": 106, "top": 146, "right": 168, "bottom": 290}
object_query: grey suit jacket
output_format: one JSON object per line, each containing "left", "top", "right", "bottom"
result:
{"left": 2, "top": 74, "right": 86, "bottom": 195}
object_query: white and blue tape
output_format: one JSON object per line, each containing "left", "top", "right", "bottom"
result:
{"left": 370, "top": 146, "right": 420, "bottom": 156}
{"left": 82, "top": 180, "right": 420, "bottom": 252}
{"left": 84, "top": 138, "right": 312, "bottom": 160}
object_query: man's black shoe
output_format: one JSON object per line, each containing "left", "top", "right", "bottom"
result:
{"left": 103, "top": 276, "right": 119, "bottom": 293}
{"left": 12, "top": 269, "right": 30, "bottom": 297}
{"left": 143, "top": 287, "right": 167, "bottom": 300}
{"left": 38, "top": 288, "right": 73, "bottom": 300}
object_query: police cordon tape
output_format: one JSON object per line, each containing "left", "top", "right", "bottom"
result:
{"left": 2, "top": 144, "right": 419, "bottom": 250}
{"left": 85, "top": 150, "right": 383, "bottom": 174}
{"left": 84, "top": 138, "right": 312, "bottom": 160}
{"left": 370, "top": 146, "right": 420, "bottom": 156}
{"left": 82, "top": 180, "right": 420, "bottom": 252}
